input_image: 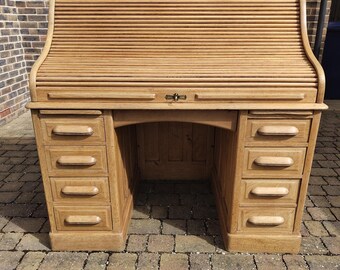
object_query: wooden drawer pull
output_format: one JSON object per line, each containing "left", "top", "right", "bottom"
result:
{"left": 257, "top": 126, "right": 299, "bottom": 136}
{"left": 250, "top": 187, "right": 289, "bottom": 197}
{"left": 52, "top": 125, "right": 94, "bottom": 136}
{"left": 248, "top": 216, "right": 285, "bottom": 226}
{"left": 65, "top": 215, "right": 101, "bottom": 225}
{"left": 57, "top": 156, "right": 97, "bottom": 166}
{"left": 61, "top": 186, "right": 99, "bottom": 196}
{"left": 254, "top": 156, "right": 294, "bottom": 167}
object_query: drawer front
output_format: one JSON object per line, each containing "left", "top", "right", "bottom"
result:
{"left": 246, "top": 119, "right": 311, "bottom": 145}
{"left": 51, "top": 177, "right": 110, "bottom": 204}
{"left": 240, "top": 179, "right": 300, "bottom": 206}
{"left": 54, "top": 206, "right": 112, "bottom": 231}
{"left": 243, "top": 148, "right": 306, "bottom": 178}
{"left": 238, "top": 208, "right": 295, "bottom": 233}
{"left": 45, "top": 146, "right": 107, "bottom": 176}
{"left": 41, "top": 116, "right": 105, "bottom": 145}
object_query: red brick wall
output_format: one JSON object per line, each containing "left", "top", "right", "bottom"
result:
{"left": 0, "top": 0, "right": 333, "bottom": 126}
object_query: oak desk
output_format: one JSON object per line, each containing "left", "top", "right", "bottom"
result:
{"left": 27, "top": 0, "right": 327, "bottom": 253}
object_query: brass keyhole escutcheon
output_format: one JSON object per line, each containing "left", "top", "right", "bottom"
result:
{"left": 165, "top": 93, "right": 187, "bottom": 101}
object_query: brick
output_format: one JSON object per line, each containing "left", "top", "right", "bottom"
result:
{"left": 305, "top": 255, "right": 340, "bottom": 270}
{"left": 128, "top": 219, "right": 161, "bottom": 234}
{"left": 148, "top": 235, "right": 174, "bottom": 252}
{"left": 282, "top": 255, "right": 308, "bottom": 270}
{"left": 137, "top": 253, "right": 159, "bottom": 270}
{"left": 84, "top": 252, "right": 109, "bottom": 270}
{"left": 39, "top": 252, "right": 88, "bottom": 270}
{"left": 0, "top": 216, "right": 9, "bottom": 230}
{"left": 327, "top": 196, "right": 340, "bottom": 207}
{"left": 330, "top": 208, "right": 340, "bottom": 219}
{"left": 17, "top": 251, "right": 45, "bottom": 270}
{"left": 3, "top": 217, "right": 45, "bottom": 233}
{"left": 169, "top": 206, "right": 191, "bottom": 219}
{"left": 148, "top": 193, "right": 179, "bottom": 206}
{"left": 300, "top": 237, "right": 328, "bottom": 254}
{"left": 175, "top": 235, "right": 215, "bottom": 253}
{"left": 309, "top": 196, "right": 331, "bottom": 207}
{"left": 311, "top": 168, "right": 337, "bottom": 176}
{"left": 0, "top": 181, "right": 24, "bottom": 191}
{"left": 0, "top": 233, "right": 23, "bottom": 250}
{"left": 212, "top": 254, "right": 255, "bottom": 270}
{"left": 322, "top": 237, "right": 340, "bottom": 254}
{"left": 323, "top": 185, "right": 340, "bottom": 195}
{"left": 162, "top": 219, "right": 186, "bottom": 234}
{"left": 307, "top": 186, "right": 326, "bottom": 196}
{"left": 107, "top": 253, "right": 137, "bottom": 270}
{"left": 16, "top": 233, "right": 49, "bottom": 251}
{"left": 187, "top": 220, "right": 206, "bottom": 235}
{"left": 160, "top": 254, "right": 188, "bottom": 270}
{"left": 0, "top": 192, "right": 20, "bottom": 203}
{"left": 192, "top": 206, "right": 217, "bottom": 219}
{"left": 0, "top": 204, "right": 37, "bottom": 217}
{"left": 132, "top": 205, "right": 150, "bottom": 219}
{"left": 206, "top": 220, "right": 221, "bottom": 235}
{"left": 19, "top": 173, "right": 40, "bottom": 182}
{"left": 308, "top": 207, "right": 336, "bottom": 221}
{"left": 127, "top": 235, "right": 148, "bottom": 252}
{"left": 0, "top": 251, "right": 24, "bottom": 270}
{"left": 304, "top": 221, "right": 329, "bottom": 236}
{"left": 255, "top": 255, "right": 286, "bottom": 270}
{"left": 190, "top": 254, "right": 211, "bottom": 270}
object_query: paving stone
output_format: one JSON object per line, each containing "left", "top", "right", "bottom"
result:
{"left": 304, "top": 221, "right": 329, "bottom": 236}
{"left": 151, "top": 206, "right": 168, "bottom": 219}
{"left": 0, "top": 233, "right": 24, "bottom": 250}
{"left": 187, "top": 220, "right": 206, "bottom": 235}
{"left": 0, "top": 216, "right": 9, "bottom": 230}
{"left": 311, "top": 168, "right": 337, "bottom": 176}
{"left": 0, "top": 204, "right": 38, "bottom": 217}
{"left": 324, "top": 177, "right": 340, "bottom": 185}
{"left": 206, "top": 220, "right": 221, "bottom": 235}
{"left": 160, "top": 254, "right": 188, "bottom": 270}
{"left": 127, "top": 235, "right": 148, "bottom": 252}
{"left": 31, "top": 193, "right": 46, "bottom": 203}
{"left": 301, "top": 222, "right": 310, "bottom": 237}
{"left": 19, "top": 173, "right": 41, "bottom": 182}
{"left": 0, "top": 181, "right": 24, "bottom": 191}
{"left": 148, "top": 235, "right": 174, "bottom": 252}
{"left": 190, "top": 254, "right": 211, "bottom": 270}
{"left": 40, "top": 221, "right": 50, "bottom": 233}
{"left": 39, "top": 252, "right": 88, "bottom": 270}
{"left": 84, "top": 252, "right": 109, "bottom": 270}
{"left": 327, "top": 196, "right": 340, "bottom": 207}
{"left": 132, "top": 205, "right": 151, "bottom": 219}
{"left": 137, "top": 253, "right": 159, "bottom": 270}
{"left": 321, "top": 237, "right": 340, "bottom": 254}
{"left": 128, "top": 219, "right": 161, "bottom": 234}
{"left": 175, "top": 235, "right": 215, "bottom": 253}
{"left": 330, "top": 207, "right": 340, "bottom": 220}
{"left": 179, "top": 194, "right": 195, "bottom": 205}
{"left": 107, "top": 253, "right": 137, "bottom": 270}
{"left": 32, "top": 204, "right": 48, "bottom": 218}
{"left": 3, "top": 218, "right": 45, "bottom": 233}
{"left": 282, "top": 255, "right": 308, "bottom": 270}
{"left": 162, "top": 219, "right": 186, "bottom": 234}
{"left": 15, "top": 192, "right": 36, "bottom": 203}
{"left": 308, "top": 207, "right": 336, "bottom": 221}
{"left": 303, "top": 211, "right": 312, "bottom": 221}
{"left": 192, "top": 206, "right": 217, "bottom": 219}
{"left": 17, "top": 252, "right": 46, "bottom": 270}
{"left": 307, "top": 186, "right": 326, "bottom": 196}
{"left": 309, "top": 195, "right": 331, "bottom": 207}
{"left": 211, "top": 254, "right": 256, "bottom": 270}
{"left": 309, "top": 176, "right": 327, "bottom": 185}
{"left": 0, "top": 192, "right": 20, "bottom": 203}
{"left": 300, "top": 237, "right": 328, "bottom": 254}
{"left": 148, "top": 193, "right": 179, "bottom": 206}
{"left": 16, "top": 233, "right": 50, "bottom": 251}
{"left": 305, "top": 255, "right": 340, "bottom": 270}
{"left": 255, "top": 254, "right": 286, "bottom": 270}
{"left": 0, "top": 251, "right": 24, "bottom": 270}
{"left": 323, "top": 185, "right": 340, "bottom": 195}
{"left": 20, "top": 182, "right": 39, "bottom": 192}
{"left": 196, "top": 193, "right": 215, "bottom": 206}
{"left": 153, "top": 182, "right": 175, "bottom": 193}
{"left": 323, "top": 221, "right": 340, "bottom": 236}
{"left": 169, "top": 206, "right": 192, "bottom": 219}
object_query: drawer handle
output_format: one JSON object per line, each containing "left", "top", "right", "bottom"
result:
{"left": 52, "top": 125, "right": 94, "bottom": 136}
{"left": 250, "top": 187, "right": 289, "bottom": 197}
{"left": 57, "top": 156, "right": 97, "bottom": 166}
{"left": 257, "top": 126, "right": 299, "bottom": 136}
{"left": 165, "top": 93, "right": 187, "bottom": 101}
{"left": 254, "top": 156, "right": 294, "bottom": 167}
{"left": 61, "top": 186, "right": 99, "bottom": 196}
{"left": 65, "top": 215, "right": 101, "bottom": 225}
{"left": 248, "top": 216, "right": 285, "bottom": 226}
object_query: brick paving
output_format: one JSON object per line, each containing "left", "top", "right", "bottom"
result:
{"left": 0, "top": 109, "right": 339, "bottom": 270}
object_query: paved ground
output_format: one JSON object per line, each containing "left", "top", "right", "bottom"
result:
{"left": 0, "top": 108, "right": 339, "bottom": 270}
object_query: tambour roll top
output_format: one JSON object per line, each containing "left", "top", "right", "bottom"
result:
{"left": 30, "top": 0, "right": 325, "bottom": 105}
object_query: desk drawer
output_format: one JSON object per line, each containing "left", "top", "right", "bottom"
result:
{"left": 51, "top": 177, "right": 110, "bottom": 204}
{"left": 54, "top": 206, "right": 112, "bottom": 231}
{"left": 246, "top": 119, "right": 311, "bottom": 145}
{"left": 238, "top": 207, "right": 295, "bottom": 234}
{"left": 240, "top": 179, "right": 300, "bottom": 206}
{"left": 41, "top": 116, "right": 105, "bottom": 145}
{"left": 243, "top": 148, "right": 306, "bottom": 178}
{"left": 45, "top": 146, "right": 107, "bottom": 176}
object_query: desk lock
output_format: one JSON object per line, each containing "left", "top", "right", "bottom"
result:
{"left": 165, "top": 93, "right": 187, "bottom": 101}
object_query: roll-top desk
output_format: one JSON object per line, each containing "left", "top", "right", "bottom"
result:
{"left": 27, "top": 0, "right": 328, "bottom": 253}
